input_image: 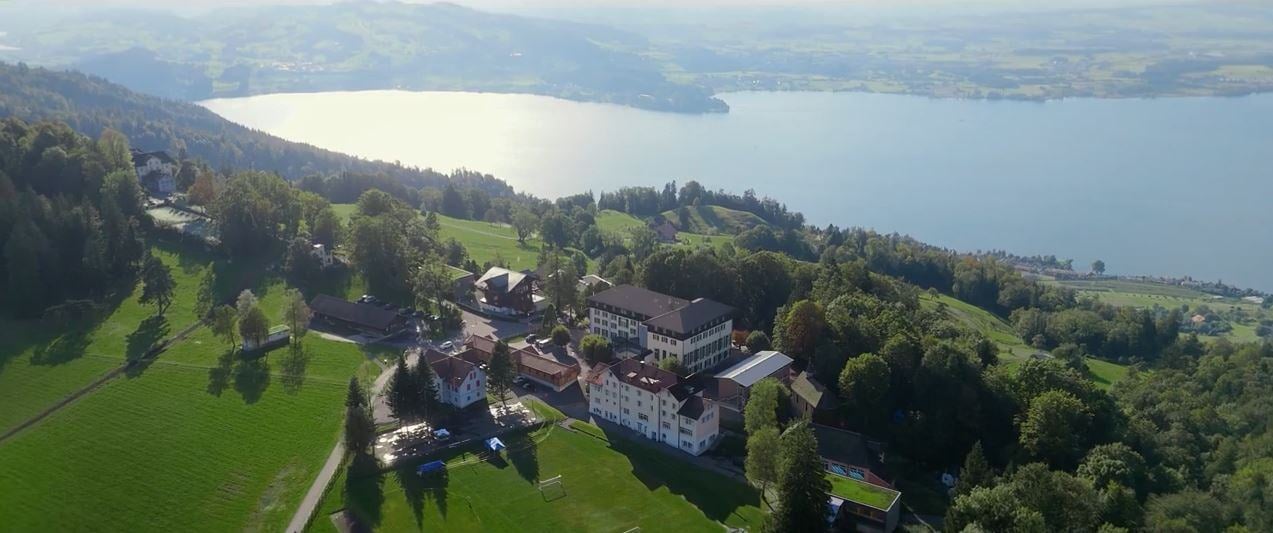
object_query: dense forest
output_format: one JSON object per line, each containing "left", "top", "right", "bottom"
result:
{"left": 0, "top": 63, "right": 512, "bottom": 195}
{"left": 0, "top": 119, "right": 148, "bottom": 318}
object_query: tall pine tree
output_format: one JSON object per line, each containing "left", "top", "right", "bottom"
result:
{"left": 413, "top": 356, "right": 440, "bottom": 421}
{"left": 488, "top": 341, "right": 516, "bottom": 407}
{"left": 385, "top": 355, "right": 418, "bottom": 422}
{"left": 767, "top": 421, "right": 830, "bottom": 533}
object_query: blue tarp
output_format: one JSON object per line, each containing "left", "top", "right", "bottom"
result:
{"left": 486, "top": 437, "right": 506, "bottom": 452}
{"left": 417, "top": 460, "right": 445, "bottom": 475}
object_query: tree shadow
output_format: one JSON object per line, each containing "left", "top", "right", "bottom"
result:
{"left": 29, "top": 328, "right": 92, "bottom": 366}
{"left": 206, "top": 349, "right": 235, "bottom": 396}
{"left": 232, "top": 354, "right": 271, "bottom": 404}
{"left": 280, "top": 343, "right": 310, "bottom": 395}
{"left": 597, "top": 423, "right": 762, "bottom": 526}
{"left": 345, "top": 452, "right": 385, "bottom": 528}
{"left": 125, "top": 314, "right": 170, "bottom": 362}
{"left": 505, "top": 432, "right": 540, "bottom": 485}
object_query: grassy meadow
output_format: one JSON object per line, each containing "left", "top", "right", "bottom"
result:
{"left": 659, "top": 205, "right": 768, "bottom": 235}
{"left": 310, "top": 421, "right": 764, "bottom": 533}
{"left": 1045, "top": 278, "right": 1269, "bottom": 344}
{"left": 0, "top": 241, "right": 383, "bottom": 532}
{"left": 920, "top": 293, "right": 1129, "bottom": 390}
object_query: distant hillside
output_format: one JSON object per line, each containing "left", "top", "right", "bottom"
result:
{"left": 660, "top": 205, "right": 769, "bottom": 235}
{"left": 0, "top": 2, "right": 726, "bottom": 114}
{"left": 0, "top": 62, "right": 512, "bottom": 195}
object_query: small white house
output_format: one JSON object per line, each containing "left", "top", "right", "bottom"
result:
{"left": 424, "top": 349, "right": 486, "bottom": 409}
{"left": 311, "top": 243, "right": 336, "bottom": 269}
{"left": 131, "top": 149, "right": 178, "bottom": 196}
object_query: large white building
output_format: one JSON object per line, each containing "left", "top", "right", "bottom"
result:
{"left": 588, "top": 358, "right": 720, "bottom": 456}
{"left": 131, "top": 149, "right": 177, "bottom": 196}
{"left": 586, "top": 285, "right": 734, "bottom": 374}
{"left": 423, "top": 349, "right": 486, "bottom": 409}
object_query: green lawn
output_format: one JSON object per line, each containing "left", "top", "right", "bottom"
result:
{"left": 826, "top": 473, "right": 900, "bottom": 511}
{"left": 435, "top": 214, "right": 544, "bottom": 271}
{"left": 595, "top": 209, "right": 645, "bottom": 236}
{"left": 0, "top": 246, "right": 382, "bottom": 532}
{"left": 660, "top": 205, "right": 769, "bottom": 235}
{"left": 310, "top": 423, "right": 765, "bottom": 532}
{"left": 0, "top": 244, "right": 212, "bottom": 433}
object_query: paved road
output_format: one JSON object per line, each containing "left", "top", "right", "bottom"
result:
{"left": 286, "top": 356, "right": 395, "bottom": 533}
{"left": 461, "top": 309, "right": 531, "bottom": 340}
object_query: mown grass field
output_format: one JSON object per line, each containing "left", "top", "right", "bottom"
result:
{"left": 659, "top": 205, "right": 768, "bottom": 235}
{"left": 0, "top": 245, "right": 211, "bottom": 433}
{"left": 333, "top": 204, "right": 546, "bottom": 271}
{"left": 0, "top": 242, "right": 382, "bottom": 532}
{"left": 310, "top": 421, "right": 764, "bottom": 533}
{"left": 920, "top": 293, "right": 1129, "bottom": 389}
{"left": 596, "top": 209, "right": 645, "bottom": 236}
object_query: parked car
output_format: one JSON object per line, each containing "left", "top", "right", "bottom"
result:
{"left": 535, "top": 338, "right": 553, "bottom": 351}
{"left": 524, "top": 333, "right": 539, "bottom": 343}
{"left": 440, "top": 341, "right": 455, "bottom": 352}
{"left": 512, "top": 376, "right": 526, "bottom": 386}
{"left": 358, "top": 295, "right": 378, "bottom": 304}
{"left": 397, "top": 307, "right": 416, "bottom": 317}
{"left": 523, "top": 381, "right": 536, "bottom": 392}
{"left": 432, "top": 428, "right": 452, "bottom": 441}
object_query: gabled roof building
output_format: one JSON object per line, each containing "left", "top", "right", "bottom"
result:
{"left": 588, "top": 358, "right": 720, "bottom": 455}
{"left": 586, "top": 285, "right": 734, "bottom": 374}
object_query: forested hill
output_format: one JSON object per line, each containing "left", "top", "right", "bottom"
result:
{"left": 0, "top": 1, "right": 726, "bottom": 114}
{"left": 0, "top": 63, "right": 513, "bottom": 195}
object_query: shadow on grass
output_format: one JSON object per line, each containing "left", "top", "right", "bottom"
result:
{"left": 597, "top": 423, "right": 762, "bottom": 526}
{"left": 395, "top": 460, "right": 451, "bottom": 526}
{"left": 346, "top": 452, "right": 386, "bottom": 528}
{"left": 123, "top": 314, "right": 170, "bottom": 377}
{"left": 207, "top": 349, "right": 235, "bottom": 396}
{"left": 29, "top": 328, "right": 92, "bottom": 366}
{"left": 232, "top": 354, "right": 271, "bottom": 404}
{"left": 505, "top": 431, "right": 540, "bottom": 485}
{"left": 280, "top": 343, "right": 310, "bottom": 394}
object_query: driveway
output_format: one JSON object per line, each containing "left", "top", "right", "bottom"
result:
{"left": 461, "top": 309, "right": 532, "bottom": 341}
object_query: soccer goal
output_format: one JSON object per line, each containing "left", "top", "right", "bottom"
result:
{"left": 538, "top": 474, "right": 566, "bottom": 501}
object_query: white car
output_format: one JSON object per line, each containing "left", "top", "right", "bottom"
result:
{"left": 439, "top": 341, "right": 455, "bottom": 352}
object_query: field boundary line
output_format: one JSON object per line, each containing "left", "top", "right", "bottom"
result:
{"left": 0, "top": 319, "right": 204, "bottom": 445}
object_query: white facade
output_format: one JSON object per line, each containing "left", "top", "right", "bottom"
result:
{"left": 588, "top": 363, "right": 719, "bottom": 456}
{"left": 588, "top": 306, "right": 643, "bottom": 344}
{"left": 434, "top": 364, "right": 486, "bottom": 409}
{"left": 647, "top": 321, "right": 732, "bottom": 373}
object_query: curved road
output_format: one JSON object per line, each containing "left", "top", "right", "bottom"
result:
{"left": 285, "top": 353, "right": 398, "bottom": 533}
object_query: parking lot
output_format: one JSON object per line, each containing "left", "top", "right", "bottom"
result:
{"left": 373, "top": 401, "right": 539, "bottom": 466}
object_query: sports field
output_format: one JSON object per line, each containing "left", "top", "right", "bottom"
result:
{"left": 310, "top": 421, "right": 765, "bottom": 532}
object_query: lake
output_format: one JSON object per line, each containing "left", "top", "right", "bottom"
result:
{"left": 202, "top": 90, "right": 1273, "bottom": 291}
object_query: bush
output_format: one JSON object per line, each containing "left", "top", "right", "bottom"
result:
{"left": 579, "top": 334, "right": 613, "bottom": 364}
{"left": 551, "top": 325, "right": 571, "bottom": 346}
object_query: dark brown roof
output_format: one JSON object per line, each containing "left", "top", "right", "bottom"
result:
{"left": 428, "top": 354, "right": 478, "bottom": 388}
{"left": 606, "top": 358, "right": 680, "bottom": 394}
{"left": 677, "top": 396, "right": 710, "bottom": 419}
{"left": 309, "top": 294, "right": 403, "bottom": 331}
{"left": 587, "top": 285, "right": 688, "bottom": 320}
{"left": 791, "top": 371, "right": 837, "bottom": 410}
{"left": 643, "top": 298, "right": 734, "bottom": 336}
{"left": 812, "top": 424, "right": 886, "bottom": 475}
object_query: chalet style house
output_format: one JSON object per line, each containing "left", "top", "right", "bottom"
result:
{"left": 586, "top": 285, "right": 733, "bottom": 373}
{"left": 475, "top": 267, "right": 536, "bottom": 316}
{"left": 588, "top": 358, "right": 720, "bottom": 456}
{"left": 462, "top": 336, "right": 581, "bottom": 393}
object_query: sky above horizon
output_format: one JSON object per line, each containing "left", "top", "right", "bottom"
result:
{"left": 2, "top": 0, "right": 1214, "bottom": 11}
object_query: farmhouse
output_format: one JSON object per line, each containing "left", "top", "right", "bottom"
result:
{"left": 131, "top": 148, "right": 177, "bottom": 196}
{"left": 587, "top": 358, "right": 720, "bottom": 456}
{"left": 649, "top": 219, "right": 679, "bottom": 243}
{"left": 422, "top": 349, "right": 486, "bottom": 408}
{"left": 309, "top": 294, "right": 407, "bottom": 336}
{"left": 475, "top": 267, "right": 536, "bottom": 316}
{"left": 462, "top": 336, "right": 581, "bottom": 392}
{"left": 587, "top": 285, "right": 734, "bottom": 373}
{"left": 712, "top": 350, "right": 793, "bottom": 416}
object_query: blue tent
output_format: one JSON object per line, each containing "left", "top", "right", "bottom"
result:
{"left": 417, "top": 460, "right": 445, "bottom": 475}
{"left": 486, "top": 437, "right": 506, "bottom": 452}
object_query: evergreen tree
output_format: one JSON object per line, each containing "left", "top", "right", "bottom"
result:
{"left": 385, "top": 355, "right": 417, "bottom": 421}
{"left": 343, "top": 404, "right": 375, "bottom": 456}
{"left": 345, "top": 376, "right": 367, "bottom": 409}
{"left": 413, "top": 356, "right": 440, "bottom": 421}
{"left": 767, "top": 421, "right": 830, "bottom": 533}
{"left": 488, "top": 341, "right": 516, "bottom": 407}
{"left": 955, "top": 441, "right": 996, "bottom": 496}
